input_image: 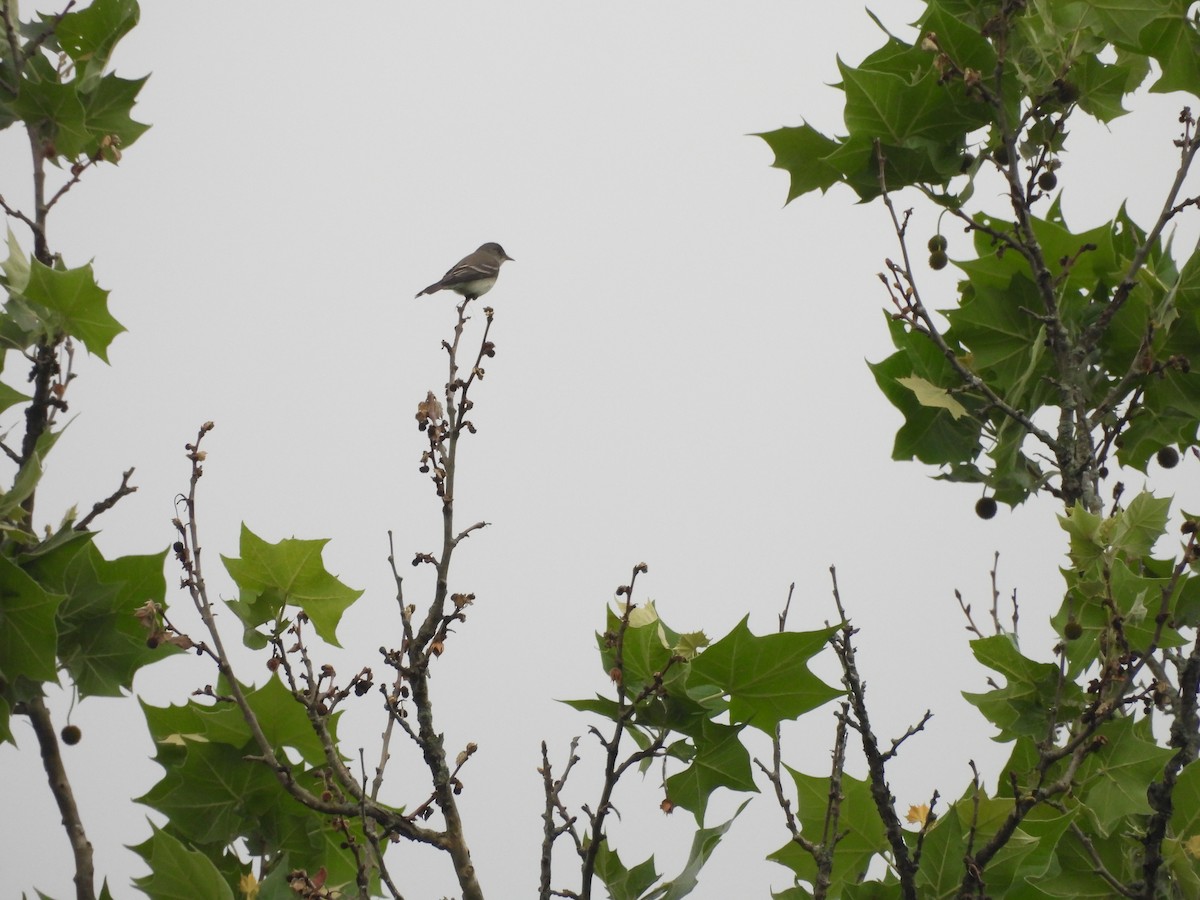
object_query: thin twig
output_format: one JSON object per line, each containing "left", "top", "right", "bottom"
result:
{"left": 75, "top": 467, "right": 136, "bottom": 530}
{"left": 829, "top": 566, "right": 919, "bottom": 900}
{"left": 21, "top": 696, "right": 96, "bottom": 900}
{"left": 874, "top": 141, "right": 1058, "bottom": 455}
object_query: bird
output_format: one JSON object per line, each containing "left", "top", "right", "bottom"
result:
{"left": 415, "top": 242, "right": 514, "bottom": 301}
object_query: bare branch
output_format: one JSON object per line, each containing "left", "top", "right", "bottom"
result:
{"left": 874, "top": 141, "right": 1059, "bottom": 456}
{"left": 829, "top": 566, "right": 919, "bottom": 900}
{"left": 75, "top": 467, "right": 137, "bottom": 531}
{"left": 19, "top": 696, "right": 96, "bottom": 900}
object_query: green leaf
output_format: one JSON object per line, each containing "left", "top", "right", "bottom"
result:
{"left": 599, "top": 604, "right": 677, "bottom": 699}
{"left": 1110, "top": 491, "right": 1170, "bottom": 560}
{"left": 649, "top": 800, "right": 748, "bottom": 900}
{"left": 687, "top": 617, "right": 839, "bottom": 734}
{"left": 1036, "top": 823, "right": 1137, "bottom": 895}
{"left": 917, "top": 4, "right": 997, "bottom": 73}
{"left": 962, "top": 634, "right": 1085, "bottom": 741}
{"left": 839, "top": 47, "right": 988, "bottom": 147}
{"left": 923, "top": 793, "right": 1073, "bottom": 893}
{"left": 944, "top": 273, "right": 1052, "bottom": 411}
{"left": 22, "top": 537, "right": 173, "bottom": 697}
{"left": 140, "top": 738, "right": 281, "bottom": 845}
{"left": 911, "top": 798, "right": 967, "bottom": 896}
{"left": 0, "top": 553, "right": 64, "bottom": 684}
{"left": 202, "top": 676, "right": 335, "bottom": 768}
{"left": 954, "top": 794, "right": 1048, "bottom": 889}
{"left": 138, "top": 712, "right": 373, "bottom": 893}
{"left": 1073, "top": 51, "right": 1143, "bottom": 121}
{"left": 1077, "top": 717, "right": 1172, "bottom": 836}
{"left": 839, "top": 883, "right": 898, "bottom": 900}
{"left": 592, "top": 839, "right": 660, "bottom": 900}
{"left": 972, "top": 208, "right": 1121, "bottom": 301}
{"left": 57, "top": 0, "right": 140, "bottom": 89}
{"left": 560, "top": 694, "right": 622, "bottom": 722}
{"left": 769, "top": 768, "right": 888, "bottom": 894}
{"left": 79, "top": 74, "right": 151, "bottom": 154}
{"left": 0, "top": 379, "right": 31, "bottom": 417}
{"left": 12, "top": 77, "right": 91, "bottom": 158}
{"left": 1058, "top": 502, "right": 1106, "bottom": 571}
{"left": 663, "top": 719, "right": 756, "bottom": 823}
{"left": 1085, "top": 0, "right": 1172, "bottom": 49}
{"left": 1171, "top": 758, "right": 1200, "bottom": 845}
{"left": 139, "top": 671, "right": 374, "bottom": 893}
{"left": 1138, "top": 9, "right": 1200, "bottom": 95}
{"left": 130, "top": 822, "right": 236, "bottom": 900}
{"left": 22, "top": 260, "right": 125, "bottom": 361}
{"left": 0, "top": 451, "right": 42, "bottom": 522}
{"left": 1, "top": 227, "right": 31, "bottom": 292}
{"left": 222, "top": 524, "right": 362, "bottom": 647}
{"left": 1117, "top": 370, "right": 1200, "bottom": 470}
{"left": 869, "top": 317, "right": 983, "bottom": 466}
{"left": 1171, "top": 567, "right": 1200, "bottom": 628}
{"left": 756, "top": 124, "right": 843, "bottom": 201}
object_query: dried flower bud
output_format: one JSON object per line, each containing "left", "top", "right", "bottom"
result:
{"left": 416, "top": 391, "right": 444, "bottom": 430}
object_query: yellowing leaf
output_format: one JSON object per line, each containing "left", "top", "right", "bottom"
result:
{"left": 238, "top": 871, "right": 259, "bottom": 900}
{"left": 896, "top": 375, "right": 968, "bottom": 420}
{"left": 627, "top": 598, "right": 660, "bottom": 628}
{"left": 161, "top": 732, "right": 209, "bottom": 747}
{"left": 673, "top": 630, "right": 710, "bottom": 660}
{"left": 906, "top": 803, "right": 930, "bottom": 826}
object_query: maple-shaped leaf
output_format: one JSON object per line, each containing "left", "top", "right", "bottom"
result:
{"left": 906, "top": 804, "right": 930, "bottom": 826}
{"left": 222, "top": 524, "right": 362, "bottom": 647}
{"left": 664, "top": 719, "right": 756, "bottom": 822}
{"left": 22, "top": 260, "right": 125, "bottom": 361}
{"left": 687, "top": 617, "right": 839, "bottom": 734}
{"left": 79, "top": 74, "right": 151, "bottom": 154}
{"left": 0, "top": 553, "right": 64, "bottom": 685}
{"left": 962, "top": 635, "right": 1086, "bottom": 741}
{"left": 756, "top": 123, "right": 843, "bottom": 201}
{"left": 897, "top": 375, "right": 968, "bottom": 420}
{"left": 57, "top": 0, "right": 140, "bottom": 88}
{"left": 769, "top": 767, "right": 888, "bottom": 894}
{"left": 130, "top": 823, "right": 235, "bottom": 900}
{"left": 202, "top": 675, "right": 336, "bottom": 768}
{"left": 1077, "top": 717, "right": 1173, "bottom": 836}
{"left": 21, "top": 536, "right": 174, "bottom": 698}
{"left": 591, "top": 839, "right": 660, "bottom": 900}
{"left": 657, "top": 801, "right": 749, "bottom": 899}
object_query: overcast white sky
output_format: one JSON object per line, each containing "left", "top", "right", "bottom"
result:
{"left": 3, "top": 3, "right": 1197, "bottom": 897}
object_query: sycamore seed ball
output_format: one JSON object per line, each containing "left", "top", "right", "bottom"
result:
{"left": 975, "top": 497, "right": 998, "bottom": 519}
{"left": 1157, "top": 446, "right": 1180, "bottom": 469}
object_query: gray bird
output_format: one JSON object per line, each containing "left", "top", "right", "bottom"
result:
{"left": 415, "top": 242, "right": 514, "bottom": 300}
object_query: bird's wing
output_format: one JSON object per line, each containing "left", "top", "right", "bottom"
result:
{"left": 437, "top": 255, "right": 498, "bottom": 286}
